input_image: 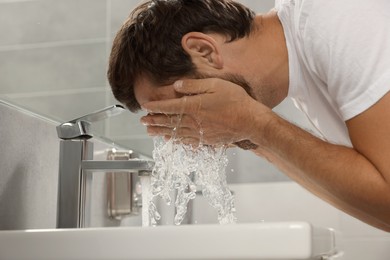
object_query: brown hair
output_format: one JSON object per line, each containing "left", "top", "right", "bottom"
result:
{"left": 107, "top": 0, "right": 255, "bottom": 112}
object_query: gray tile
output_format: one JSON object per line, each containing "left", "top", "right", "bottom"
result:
{"left": 226, "top": 150, "right": 290, "bottom": 184}
{"left": 341, "top": 238, "right": 390, "bottom": 260}
{"left": 339, "top": 212, "right": 390, "bottom": 237}
{"left": 105, "top": 90, "right": 149, "bottom": 136}
{"left": 7, "top": 89, "right": 108, "bottom": 128}
{"left": 114, "top": 137, "right": 154, "bottom": 157}
{"left": 0, "top": 0, "right": 106, "bottom": 46}
{"left": 0, "top": 102, "right": 59, "bottom": 229}
{"left": 104, "top": 92, "right": 154, "bottom": 150}
{"left": 107, "top": 111, "right": 148, "bottom": 137}
{"left": 237, "top": 0, "right": 275, "bottom": 13}
{"left": 110, "top": 0, "right": 140, "bottom": 37}
{"left": 0, "top": 43, "right": 107, "bottom": 94}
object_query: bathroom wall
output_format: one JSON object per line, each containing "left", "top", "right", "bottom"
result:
{"left": 0, "top": 0, "right": 302, "bottom": 183}
{"left": 0, "top": 0, "right": 149, "bottom": 154}
{"left": 0, "top": 101, "right": 59, "bottom": 229}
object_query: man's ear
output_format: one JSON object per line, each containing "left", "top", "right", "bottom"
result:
{"left": 181, "top": 32, "right": 223, "bottom": 70}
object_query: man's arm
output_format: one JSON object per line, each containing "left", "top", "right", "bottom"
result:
{"left": 249, "top": 94, "right": 390, "bottom": 231}
{"left": 250, "top": 104, "right": 390, "bottom": 232}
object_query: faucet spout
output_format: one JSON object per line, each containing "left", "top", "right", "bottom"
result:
{"left": 56, "top": 105, "right": 125, "bottom": 140}
{"left": 56, "top": 105, "right": 154, "bottom": 228}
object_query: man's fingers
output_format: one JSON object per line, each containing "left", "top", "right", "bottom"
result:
{"left": 141, "top": 113, "right": 178, "bottom": 127}
{"left": 178, "top": 137, "right": 201, "bottom": 147}
{"left": 146, "top": 125, "right": 200, "bottom": 138}
{"left": 142, "top": 78, "right": 226, "bottom": 114}
{"left": 173, "top": 79, "right": 216, "bottom": 95}
{"left": 142, "top": 95, "right": 202, "bottom": 115}
{"left": 142, "top": 99, "right": 178, "bottom": 114}
{"left": 141, "top": 113, "right": 198, "bottom": 128}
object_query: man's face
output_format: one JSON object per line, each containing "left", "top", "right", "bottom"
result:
{"left": 133, "top": 72, "right": 256, "bottom": 109}
{"left": 134, "top": 73, "right": 260, "bottom": 150}
{"left": 134, "top": 76, "right": 178, "bottom": 108}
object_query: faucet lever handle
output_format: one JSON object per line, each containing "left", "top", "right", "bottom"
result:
{"left": 57, "top": 105, "right": 125, "bottom": 140}
{"left": 68, "top": 105, "right": 125, "bottom": 124}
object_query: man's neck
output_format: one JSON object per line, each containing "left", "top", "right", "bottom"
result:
{"left": 243, "top": 11, "right": 290, "bottom": 107}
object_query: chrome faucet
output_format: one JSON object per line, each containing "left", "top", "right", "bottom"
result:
{"left": 56, "top": 105, "right": 154, "bottom": 228}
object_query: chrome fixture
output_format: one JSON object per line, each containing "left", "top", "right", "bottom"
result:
{"left": 56, "top": 105, "right": 154, "bottom": 228}
{"left": 106, "top": 149, "right": 144, "bottom": 219}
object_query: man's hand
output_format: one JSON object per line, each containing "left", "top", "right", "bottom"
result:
{"left": 141, "top": 78, "right": 272, "bottom": 146}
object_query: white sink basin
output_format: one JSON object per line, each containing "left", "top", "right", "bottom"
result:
{"left": 0, "top": 222, "right": 336, "bottom": 260}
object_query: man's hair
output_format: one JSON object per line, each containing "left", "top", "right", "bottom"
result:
{"left": 107, "top": 0, "right": 256, "bottom": 112}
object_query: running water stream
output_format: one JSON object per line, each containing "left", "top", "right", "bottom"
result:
{"left": 142, "top": 137, "right": 236, "bottom": 226}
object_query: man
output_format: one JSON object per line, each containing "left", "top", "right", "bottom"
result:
{"left": 108, "top": 0, "right": 390, "bottom": 231}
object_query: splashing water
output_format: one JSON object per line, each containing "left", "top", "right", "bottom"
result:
{"left": 140, "top": 176, "right": 151, "bottom": 227}
{"left": 144, "top": 137, "right": 236, "bottom": 226}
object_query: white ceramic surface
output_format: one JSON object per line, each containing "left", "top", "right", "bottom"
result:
{"left": 0, "top": 222, "right": 336, "bottom": 260}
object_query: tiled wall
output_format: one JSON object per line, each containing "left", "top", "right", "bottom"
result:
{"left": 0, "top": 0, "right": 146, "bottom": 151}
{"left": 0, "top": 101, "right": 59, "bottom": 230}
{"left": 0, "top": 0, "right": 297, "bottom": 183}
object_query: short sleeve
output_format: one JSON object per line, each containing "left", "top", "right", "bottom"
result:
{"left": 301, "top": 0, "right": 390, "bottom": 120}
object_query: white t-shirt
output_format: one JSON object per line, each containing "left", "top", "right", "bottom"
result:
{"left": 276, "top": 0, "right": 390, "bottom": 147}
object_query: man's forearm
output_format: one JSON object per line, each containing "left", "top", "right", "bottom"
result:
{"left": 250, "top": 111, "right": 390, "bottom": 231}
